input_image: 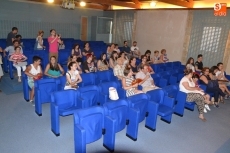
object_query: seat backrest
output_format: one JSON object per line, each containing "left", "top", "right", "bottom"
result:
{"left": 58, "top": 76, "right": 66, "bottom": 90}
{"left": 127, "top": 93, "right": 149, "bottom": 123}
{"left": 147, "top": 89, "right": 164, "bottom": 104}
{"left": 98, "top": 81, "right": 118, "bottom": 95}
{"left": 35, "top": 78, "right": 59, "bottom": 102}
{"left": 103, "top": 100, "right": 128, "bottom": 132}
{"left": 74, "top": 106, "right": 104, "bottom": 144}
{"left": 79, "top": 73, "right": 96, "bottom": 87}
{"left": 78, "top": 85, "right": 99, "bottom": 107}
{"left": 95, "top": 70, "right": 110, "bottom": 84}
{"left": 176, "top": 91, "right": 187, "bottom": 102}
{"left": 51, "top": 90, "right": 78, "bottom": 110}
{"left": 162, "top": 85, "right": 178, "bottom": 98}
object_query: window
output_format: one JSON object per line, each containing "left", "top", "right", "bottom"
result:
{"left": 124, "top": 21, "right": 133, "bottom": 41}
{"left": 200, "top": 27, "right": 221, "bottom": 52}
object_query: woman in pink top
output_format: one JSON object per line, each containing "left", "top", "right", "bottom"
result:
{"left": 48, "top": 29, "right": 61, "bottom": 60}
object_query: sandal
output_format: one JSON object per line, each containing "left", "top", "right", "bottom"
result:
{"left": 214, "top": 102, "right": 220, "bottom": 108}
{"left": 199, "top": 117, "right": 207, "bottom": 122}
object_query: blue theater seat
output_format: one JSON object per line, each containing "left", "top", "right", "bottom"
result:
{"left": 127, "top": 93, "right": 159, "bottom": 132}
{"left": 78, "top": 73, "right": 96, "bottom": 87}
{"left": 34, "top": 78, "right": 60, "bottom": 116}
{"left": 147, "top": 89, "right": 175, "bottom": 124}
{"left": 50, "top": 90, "right": 79, "bottom": 136}
{"left": 74, "top": 106, "right": 116, "bottom": 153}
{"left": 103, "top": 100, "right": 140, "bottom": 150}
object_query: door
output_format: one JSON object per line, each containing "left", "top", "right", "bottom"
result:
{"left": 81, "top": 16, "right": 88, "bottom": 41}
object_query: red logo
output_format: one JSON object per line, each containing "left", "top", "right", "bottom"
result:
{"left": 214, "top": 3, "right": 227, "bottom": 16}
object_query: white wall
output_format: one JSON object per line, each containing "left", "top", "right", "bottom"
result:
{"left": 135, "top": 10, "right": 188, "bottom": 62}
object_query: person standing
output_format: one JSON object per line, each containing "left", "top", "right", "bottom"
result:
{"left": 6, "top": 27, "right": 18, "bottom": 47}
{"left": 35, "top": 30, "right": 45, "bottom": 50}
{"left": 48, "top": 29, "right": 61, "bottom": 60}
{"left": 195, "top": 54, "right": 203, "bottom": 72}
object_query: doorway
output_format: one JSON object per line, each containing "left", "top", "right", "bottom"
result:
{"left": 81, "top": 16, "right": 88, "bottom": 41}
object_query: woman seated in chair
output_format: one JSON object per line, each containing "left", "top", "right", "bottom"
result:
{"left": 119, "top": 51, "right": 129, "bottom": 66}
{"left": 97, "top": 53, "right": 109, "bottom": 71}
{"left": 138, "top": 55, "right": 154, "bottom": 74}
{"left": 186, "top": 57, "right": 195, "bottom": 72}
{"left": 64, "top": 61, "right": 82, "bottom": 90}
{"left": 144, "top": 50, "right": 152, "bottom": 64}
{"left": 44, "top": 56, "right": 64, "bottom": 78}
{"left": 67, "top": 55, "right": 82, "bottom": 74}
{"left": 9, "top": 46, "right": 28, "bottom": 82}
{"left": 192, "top": 72, "right": 213, "bottom": 113}
{"left": 109, "top": 51, "right": 118, "bottom": 69}
{"left": 122, "top": 65, "right": 143, "bottom": 97}
{"left": 179, "top": 69, "right": 208, "bottom": 121}
{"left": 24, "top": 56, "right": 43, "bottom": 105}
{"left": 71, "top": 43, "right": 82, "bottom": 65}
{"left": 82, "top": 54, "right": 97, "bottom": 73}
{"left": 129, "top": 57, "right": 138, "bottom": 76}
{"left": 200, "top": 67, "right": 228, "bottom": 107}
{"left": 209, "top": 66, "right": 230, "bottom": 98}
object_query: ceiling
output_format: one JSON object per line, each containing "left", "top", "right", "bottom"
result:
{"left": 17, "top": 0, "right": 230, "bottom": 10}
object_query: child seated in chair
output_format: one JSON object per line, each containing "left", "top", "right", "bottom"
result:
{"left": 24, "top": 56, "right": 43, "bottom": 106}
{"left": 9, "top": 46, "right": 27, "bottom": 82}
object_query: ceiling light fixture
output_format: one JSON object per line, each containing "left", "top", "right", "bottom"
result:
{"left": 150, "top": 1, "right": 157, "bottom": 7}
{"left": 47, "top": 0, "right": 54, "bottom": 3}
{"left": 80, "top": 1, "right": 86, "bottom": 7}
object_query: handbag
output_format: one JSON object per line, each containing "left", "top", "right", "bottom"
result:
{"left": 109, "top": 87, "right": 119, "bottom": 100}
{"left": 207, "top": 80, "right": 219, "bottom": 88}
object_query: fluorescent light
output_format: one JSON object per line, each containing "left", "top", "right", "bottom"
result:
{"left": 150, "top": 1, "right": 157, "bottom": 7}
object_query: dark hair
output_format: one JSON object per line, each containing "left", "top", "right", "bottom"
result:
{"left": 141, "top": 55, "right": 147, "bottom": 60}
{"left": 124, "top": 41, "right": 127, "bottom": 44}
{"left": 217, "top": 62, "right": 223, "bottom": 67}
{"left": 72, "top": 43, "right": 80, "bottom": 50}
{"left": 197, "top": 54, "right": 203, "bottom": 58}
{"left": 50, "top": 29, "right": 55, "bottom": 33}
{"left": 84, "top": 42, "right": 89, "bottom": 48}
{"left": 16, "top": 34, "right": 22, "bottom": 39}
{"left": 201, "top": 67, "right": 209, "bottom": 74}
{"left": 154, "top": 50, "right": 159, "bottom": 54}
{"left": 123, "top": 65, "right": 132, "bottom": 76}
{"left": 186, "top": 57, "right": 194, "bottom": 66}
{"left": 145, "top": 50, "right": 151, "bottom": 56}
{"left": 33, "top": 56, "right": 42, "bottom": 63}
{"left": 210, "top": 66, "right": 219, "bottom": 75}
{"left": 49, "top": 56, "right": 59, "bottom": 71}
{"left": 13, "top": 40, "right": 19, "bottom": 44}
{"left": 129, "top": 56, "right": 136, "bottom": 65}
{"left": 184, "top": 69, "right": 193, "bottom": 75}
{"left": 115, "top": 44, "right": 118, "bottom": 47}
{"left": 118, "top": 51, "right": 125, "bottom": 58}
{"left": 68, "top": 62, "right": 76, "bottom": 70}
{"left": 110, "top": 51, "right": 118, "bottom": 62}
{"left": 12, "top": 27, "right": 18, "bottom": 31}
{"left": 192, "top": 73, "right": 200, "bottom": 79}
{"left": 161, "top": 49, "right": 166, "bottom": 54}
{"left": 100, "top": 53, "right": 107, "bottom": 65}
{"left": 14, "top": 46, "right": 21, "bottom": 50}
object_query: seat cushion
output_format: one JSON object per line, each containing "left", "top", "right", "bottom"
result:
{"left": 59, "top": 106, "right": 80, "bottom": 116}
{"left": 157, "top": 105, "right": 173, "bottom": 116}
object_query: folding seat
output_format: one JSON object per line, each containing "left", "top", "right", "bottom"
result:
{"left": 158, "top": 71, "right": 170, "bottom": 84}
{"left": 78, "top": 73, "right": 96, "bottom": 87}
{"left": 22, "top": 73, "right": 30, "bottom": 101}
{"left": 57, "top": 76, "right": 66, "bottom": 90}
{"left": 127, "top": 93, "right": 159, "bottom": 132}
{"left": 34, "top": 78, "right": 60, "bottom": 116}
{"left": 172, "top": 61, "right": 181, "bottom": 69}
{"left": 98, "top": 81, "right": 126, "bottom": 104}
{"left": 78, "top": 85, "right": 100, "bottom": 108}
{"left": 147, "top": 89, "right": 175, "bottom": 123}
{"left": 177, "top": 73, "right": 184, "bottom": 82}
{"left": 74, "top": 106, "right": 116, "bottom": 153}
{"left": 58, "top": 50, "right": 70, "bottom": 66}
{"left": 174, "top": 91, "right": 188, "bottom": 116}
{"left": 50, "top": 90, "right": 79, "bottom": 136}
{"left": 103, "top": 100, "right": 140, "bottom": 150}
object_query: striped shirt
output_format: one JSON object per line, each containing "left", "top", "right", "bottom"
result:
{"left": 125, "top": 76, "right": 136, "bottom": 97}
{"left": 10, "top": 53, "right": 26, "bottom": 60}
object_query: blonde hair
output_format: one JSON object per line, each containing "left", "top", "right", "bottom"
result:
{"left": 37, "top": 30, "right": 44, "bottom": 36}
